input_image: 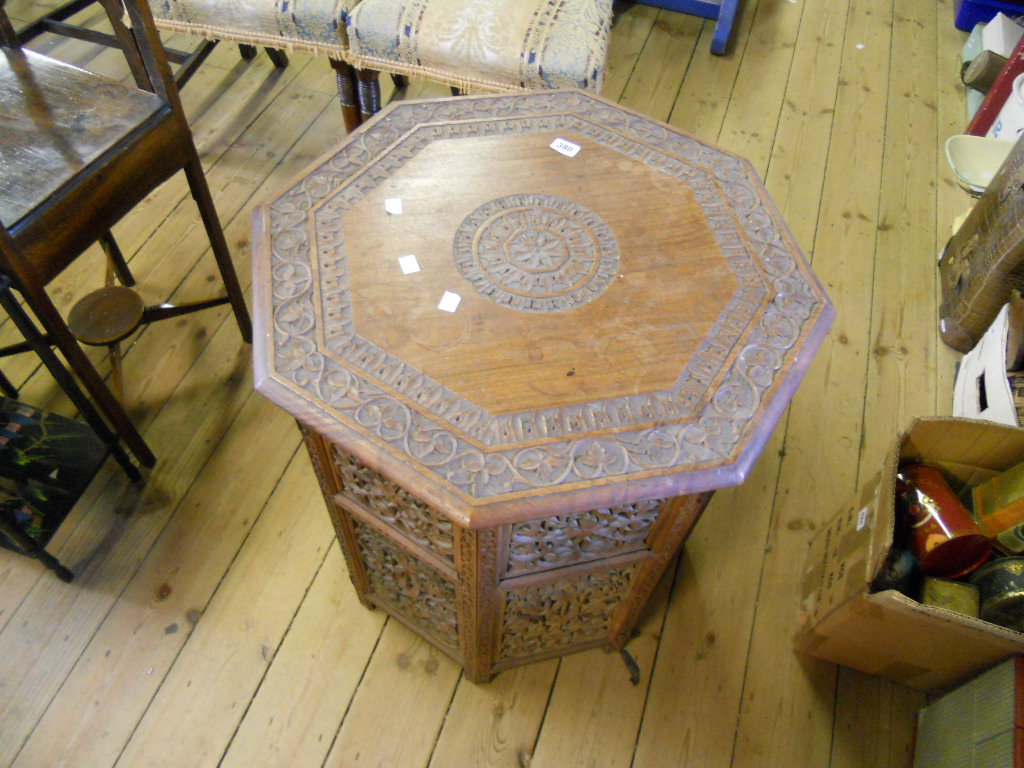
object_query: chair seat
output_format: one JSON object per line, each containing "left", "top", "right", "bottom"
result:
{"left": 149, "top": 0, "right": 356, "bottom": 56}
{"left": 346, "top": 0, "right": 613, "bottom": 93}
{"left": 0, "top": 48, "right": 187, "bottom": 286}
{"left": 0, "top": 49, "right": 165, "bottom": 227}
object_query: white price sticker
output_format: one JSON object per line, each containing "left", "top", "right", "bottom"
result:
{"left": 438, "top": 291, "right": 461, "bottom": 313}
{"left": 385, "top": 198, "right": 403, "bottom": 215}
{"left": 856, "top": 506, "right": 869, "bottom": 531}
{"left": 550, "top": 138, "right": 581, "bottom": 157}
{"left": 398, "top": 255, "right": 420, "bottom": 275}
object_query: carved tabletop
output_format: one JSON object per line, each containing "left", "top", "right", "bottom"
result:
{"left": 253, "top": 89, "right": 833, "bottom": 528}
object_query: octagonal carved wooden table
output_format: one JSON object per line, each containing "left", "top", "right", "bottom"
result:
{"left": 252, "top": 90, "right": 834, "bottom": 683}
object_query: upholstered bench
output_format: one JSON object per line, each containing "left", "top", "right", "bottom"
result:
{"left": 147, "top": 0, "right": 613, "bottom": 131}
{"left": 347, "top": 0, "right": 611, "bottom": 94}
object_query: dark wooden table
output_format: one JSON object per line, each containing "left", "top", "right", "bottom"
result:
{"left": 252, "top": 90, "right": 833, "bottom": 682}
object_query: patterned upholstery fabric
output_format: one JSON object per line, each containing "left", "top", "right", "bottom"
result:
{"left": 346, "top": 0, "right": 612, "bottom": 92}
{"left": 149, "top": 0, "right": 355, "bottom": 56}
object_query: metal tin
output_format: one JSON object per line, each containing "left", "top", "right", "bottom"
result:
{"left": 973, "top": 458, "right": 1024, "bottom": 551}
{"left": 897, "top": 464, "right": 993, "bottom": 578}
{"left": 969, "top": 557, "right": 1024, "bottom": 631}
{"left": 920, "top": 577, "right": 980, "bottom": 618}
{"left": 871, "top": 548, "right": 917, "bottom": 593}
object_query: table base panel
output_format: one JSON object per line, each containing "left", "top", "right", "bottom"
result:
{"left": 299, "top": 422, "right": 713, "bottom": 682}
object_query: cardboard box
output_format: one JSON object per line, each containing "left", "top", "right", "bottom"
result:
{"left": 953, "top": 302, "right": 1024, "bottom": 427}
{"left": 984, "top": 13, "right": 1024, "bottom": 58}
{"left": 795, "top": 418, "right": 1024, "bottom": 693}
{"left": 913, "top": 657, "right": 1024, "bottom": 767}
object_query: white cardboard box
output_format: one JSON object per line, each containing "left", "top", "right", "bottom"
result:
{"left": 983, "top": 13, "right": 1024, "bottom": 59}
{"left": 953, "top": 302, "right": 1024, "bottom": 427}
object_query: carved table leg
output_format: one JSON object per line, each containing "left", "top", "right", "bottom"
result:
{"left": 458, "top": 526, "right": 501, "bottom": 683}
{"left": 329, "top": 58, "right": 361, "bottom": 134}
{"left": 296, "top": 421, "right": 374, "bottom": 607}
{"left": 607, "top": 491, "right": 714, "bottom": 648}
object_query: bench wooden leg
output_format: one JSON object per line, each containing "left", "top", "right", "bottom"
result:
{"left": 265, "top": 48, "right": 288, "bottom": 68}
{"left": 329, "top": 58, "right": 361, "bottom": 133}
{"left": 356, "top": 68, "right": 381, "bottom": 122}
{"left": 239, "top": 45, "right": 287, "bottom": 68}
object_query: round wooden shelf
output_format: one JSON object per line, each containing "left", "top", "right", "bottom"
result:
{"left": 67, "top": 286, "right": 144, "bottom": 346}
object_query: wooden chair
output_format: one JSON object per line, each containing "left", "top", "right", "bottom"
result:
{"left": 0, "top": 0, "right": 252, "bottom": 468}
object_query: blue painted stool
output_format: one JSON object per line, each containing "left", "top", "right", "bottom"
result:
{"left": 637, "top": 0, "right": 740, "bottom": 55}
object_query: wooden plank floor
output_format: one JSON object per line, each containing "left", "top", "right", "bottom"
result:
{"left": 0, "top": 0, "right": 970, "bottom": 765}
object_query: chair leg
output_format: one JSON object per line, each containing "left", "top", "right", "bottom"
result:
{"left": 390, "top": 73, "right": 408, "bottom": 89}
{"left": 0, "top": 368, "right": 18, "bottom": 399}
{"left": 182, "top": 152, "right": 253, "bottom": 344}
{"left": 329, "top": 58, "right": 361, "bottom": 133}
{"left": 265, "top": 48, "right": 288, "bottom": 68}
{"left": 98, "top": 231, "right": 135, "bottom": 287}
{"left": 238, "top": 43, "right": 257, "bottom": 60}
{"left": 356, "top": 68, "right": 381, "bottom": 122}
{"left": 0, "top": 516, "right": 74, "bottom": 581}
{"left": 107, "top": 341, "right": 125, "bottom": 404}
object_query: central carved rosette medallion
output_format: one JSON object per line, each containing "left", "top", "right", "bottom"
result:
{"left": 453, "top": 194, "right": 620, "bottom": 312}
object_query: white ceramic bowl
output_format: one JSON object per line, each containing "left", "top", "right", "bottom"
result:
{"left": 945, "top": 134, "right": 1016, "bottom": 195}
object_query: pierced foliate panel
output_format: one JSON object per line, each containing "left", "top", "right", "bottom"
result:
{"left": 334, "top": 448, "right": 456, "bottom": 565}
{"left": 353, "top": 519, "right": 459, "bottom": 646}
{"left": 505, "top": 499, "right": 663, "bottom": 576}
{"left": 499, "top": 563, "right": 638, "bottom": 661}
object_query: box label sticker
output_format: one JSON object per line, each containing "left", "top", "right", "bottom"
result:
{"left": 385, "top": 198, "right": 403, "bottom": 215}
{"left": 438, "top": 291, "right": 461, "bottom": 312}
{"left": 856, "top": 506, "right": 869, "bottom": 531}
{"left": 550, "top": 138, "right": 581, "bottom": 157}
{"left": 398, "top": 255, "right": 420, "bottom": 275}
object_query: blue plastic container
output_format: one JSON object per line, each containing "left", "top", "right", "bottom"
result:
{"left": 955, "top": 0, "right": 1024, "bottom": 32}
